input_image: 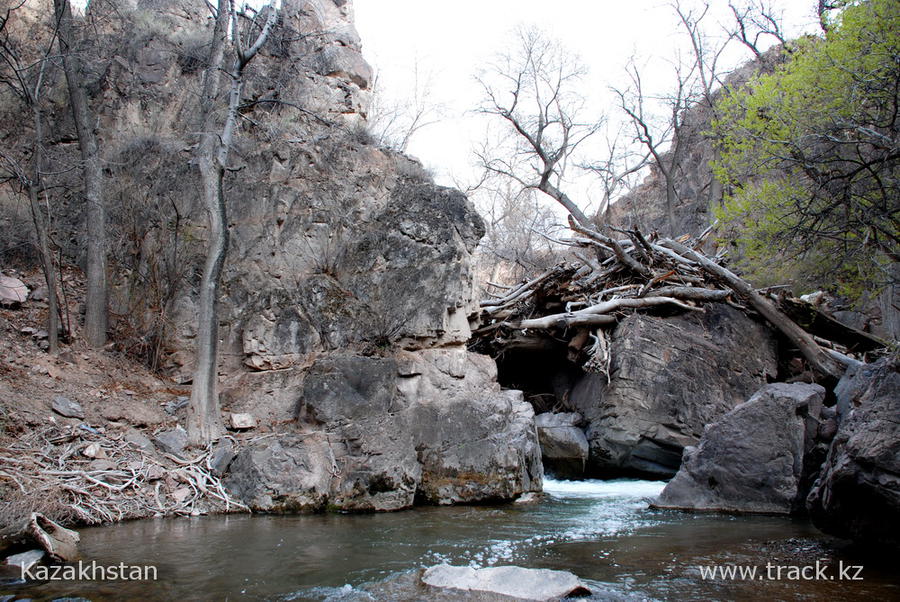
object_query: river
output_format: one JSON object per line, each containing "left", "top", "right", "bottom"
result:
{"left": 3, "top": 479, "right": 896, "bottom": 600}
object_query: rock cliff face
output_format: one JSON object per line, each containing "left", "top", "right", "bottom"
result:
{"left": 1, "top": 0, "right": 542, "bottom": 511}
{"left": 807, "top": 359, "right": 900, "bottom": 548}
{"left": 225, "top": 351, "right": 543, "bottom": 512}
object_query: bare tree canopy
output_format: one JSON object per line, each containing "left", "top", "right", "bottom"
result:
{"left": 475, "top": 27, "right": 601, "bottom": 227}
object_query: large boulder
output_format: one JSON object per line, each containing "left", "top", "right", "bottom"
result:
{"left": 656, "top": 383, "right": 825, "bottom": 514}
{"left": 225, "top": 350, "right": 543, "bottom": 512}
{"left": 807, "top": 359, "right": 900, "bottom": 547}
{"left": 568, "top": 305, "right": 779, "bottom": 477}
{"left": 534, "top": 412, "right": 589, "bottom": 478}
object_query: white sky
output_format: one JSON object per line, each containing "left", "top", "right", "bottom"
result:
{"left": 354, "top": 0, "right": 821, "bottom": 207}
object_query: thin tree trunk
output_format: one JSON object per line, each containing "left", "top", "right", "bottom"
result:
{"left": 53, "top": 0, "right": 106, "bottom": 347}
{"left": 22, "top": 54, "right": 62, "bottom": 354}
{"left": 187, "top": 1, "right": 277, "bottom": 445}
{"left": 664, "top": 173, "right": 677, "bottom": 235}
{"left": 29, "top": 100, "right": 60, "bottom": 354}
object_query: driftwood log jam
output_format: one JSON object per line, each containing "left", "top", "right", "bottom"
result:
{"left": 472, "top": 221, "right": 887, "bottom": 383}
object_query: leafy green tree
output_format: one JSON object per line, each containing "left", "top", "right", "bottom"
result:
{"left": 712, "top": 0, "right": 898, "bottom": 303}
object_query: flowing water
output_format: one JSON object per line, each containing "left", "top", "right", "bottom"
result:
{"left": 3, "top": 479, "right": 897, "bottom": 601}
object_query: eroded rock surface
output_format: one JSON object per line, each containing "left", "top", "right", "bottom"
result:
{"left": 569, "top": 305, "right": 779, "bottom": 477}
{"left": 656, "top": 383, "right": 825, "bottom": 514}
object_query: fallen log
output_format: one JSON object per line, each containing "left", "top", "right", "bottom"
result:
{"left": 777, "top": 297, "right": 887, "bottom": 353}
{"left": 513, "top": 296, "right": 701, "bottom": 330}
{"left": 659, "top": 238, "right": 844, "bottom": 381}
{"left": 27, "top": 513, "right": 79, "bottom": 562}
{"left": 568, "top": 219, "right": 652, "bottom": 278}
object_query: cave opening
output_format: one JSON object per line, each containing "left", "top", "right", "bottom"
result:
{"left": 495, "top": 342, "right": 583, "bottom": 414}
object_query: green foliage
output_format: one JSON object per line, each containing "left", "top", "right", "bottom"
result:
{"left": 713, "top": 0, "right": 899, "bottom": 301}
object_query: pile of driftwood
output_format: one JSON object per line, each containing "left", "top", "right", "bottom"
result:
{"left": 473, "top": 219, "right": 886, "bottom": 384}
{"left": 0, "top": 425, "right": 247, "bottom": 534}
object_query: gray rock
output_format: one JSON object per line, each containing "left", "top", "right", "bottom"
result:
{"left": 29, "top": 285, "right": 49, "bottom": 303}
{"left": 209, "top": 439, "right": 235, "bottom": 476}
{"left": 411, "top": 388, "right": 543, "bottom": 505}
{"left": 0, "top": 275, "right": 28, "bottom": 306}
{"left": 807, "top": 359, "right": 900, "bottom": 547}
{"left": 153, "top": 426, "right": 188, "bottom": 457}
{"left": 299, "top": 354, "right": 400, "bottom": 424}
{"left": 229, "top": 413, "right": 257, "bottom": 430}
{"left": 51, "top": 396, "right": 84, "bottom": 420}
{"left": 164, "top": 396, "right": 189, "bottom": 415}
{"left": 123, "top": 428, "right": 155, "bottom": 453}
{"left": 656, "top": 383, "right": 826, "bottom": 514}
{"left": 830, "top": 310, "right": 868, "bottom": 332}
{"left": 421, "top": 565, "right": 591, "bottom": 601}
{"left": 534, "top": 412, "right": 589, "bottom": 479}
{"left": 316, "top": 44, "right": 373, "bottom": 88}
{"left": 569, "top": 305, "right": 779, "bottom": 477}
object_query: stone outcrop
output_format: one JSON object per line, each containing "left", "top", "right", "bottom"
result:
{"left": 807, "top": 359, "right": 900, "bottom": 548}
{"left": 534, "top": 412, "right": 589, "bottom": 478}
{"left": 656, "top": 383, "right": 826, "bottom": 514}
{"left": 225, "top": 350, "right": 543, "bottom": 512}
{"left": 568, "top": 305, "right": 779, "bottom": 477}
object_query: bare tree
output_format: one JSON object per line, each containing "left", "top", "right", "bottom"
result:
{"left": 579, "top": 122, "right": 651, "bottom": 222}
{"left": 368, "top": 60, "right": 442, "bottom": 152}
{"left": 52, "top": 0, "right": 107, "bottom": 347}
{"left": 0, "top": 2, "right": 64, "bottom": 353}
{"left": 613, "top": 0, "right": 736, "bottom": 233}
{"left": 187, "top": 0, "right": 278, "bottom": 446}
{"left": 613, "top": 56, "right": 697, "bottom": 234}
{"left": 475, "top": 27, "right": 600, "bottom": 227}
{"left": 728, "top": 0, "right": 786, "bottom": 58}
{"left": 471, "top": 177, "right": 564, "bottom": 286}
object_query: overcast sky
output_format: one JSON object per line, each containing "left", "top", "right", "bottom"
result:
{"left": 354, "top": 0, "right": 821, "bottom": 201}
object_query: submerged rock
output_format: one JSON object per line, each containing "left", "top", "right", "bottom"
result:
{"left": 3, "top": 550, "right": 43, "bottom": 573}
{"left": 569, "top": 305, "right": 779, "bottom": 477}
{"left": 421, "top": 564, "right": 591, "bottom": 601}
{"left": 656, "top": 383, "right": 825, "bottom": 514}
{"left": 807, "top": 359, "right": 900, "bottom": 548}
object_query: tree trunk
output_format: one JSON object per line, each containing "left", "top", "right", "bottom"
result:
{"left": 663, "top": 169, "right": 677, "bottom": 235}
{"left": 53, "top": 0, "right": 106, "bottom": 347}
{"left": 29, "top": 102, "right": 60, "bottom": 354}
{"left": 186, "top": 2, "right": 277, "bottom": 446}
{"left": 186, "top": 0, "right": 230, "bottom": 446}
{"left": 186, "top": 158, "right": 228, "bottom": 445}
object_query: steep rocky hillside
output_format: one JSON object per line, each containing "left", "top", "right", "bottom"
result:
{"left": 607, "top": 48, "right": 784, "bottom": 237}
{"left": 0, "top": 0, "right": 541, "bottom": 521}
